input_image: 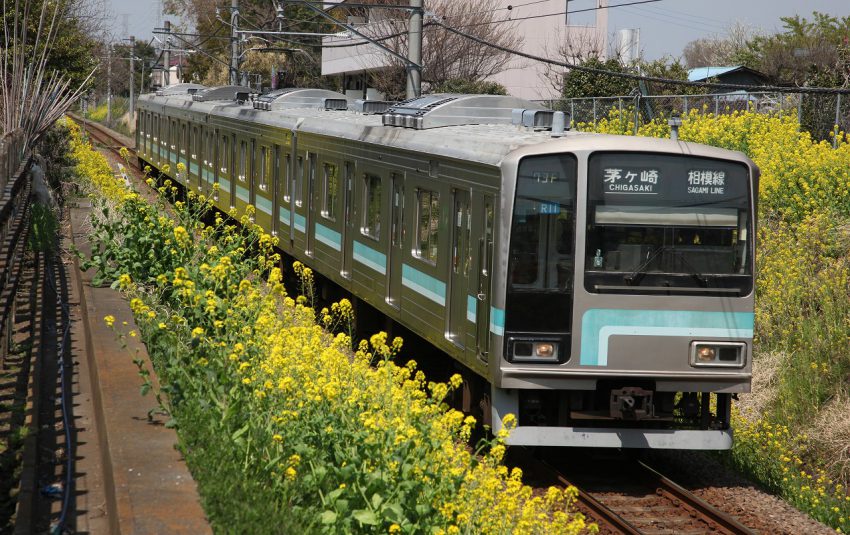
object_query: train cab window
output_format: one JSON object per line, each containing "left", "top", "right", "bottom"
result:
{"left": 584, "top": 153, "right": 753, "bottom": 296}
{"left": 361, "top": 174, "right": 382, "bottom": 240}
{"left": 414, "top": 188, "right": 439, "bottom": 264}
{"left": 506, "top": 154, "right": 577, "bottom": 334}
{"left": 239, "top": 141, "right": 247, "bottom": 181}
{"left": 321, "top": 163, "right": 338, "bottom": 221}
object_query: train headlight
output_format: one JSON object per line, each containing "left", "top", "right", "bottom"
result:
{"left": 535, "top": 342, "right": 555, "bottom": 358}
{"left": 697, "top": 346, "right": 715, "bottom": 362}
{"left": 690, "top": 342, "right": 746, "bottom": 368}
{"left": 509, "top": 338, "right": 560, "bottom": 363}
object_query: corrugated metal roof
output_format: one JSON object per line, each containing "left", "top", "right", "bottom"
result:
{"left": 687, "top": 66, "right": 742, "bottom": 82}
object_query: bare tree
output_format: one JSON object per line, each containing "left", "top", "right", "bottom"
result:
{"left": 682, "top": 22, "right": 758, "bottom": 68}
{"left": 540, "top": 25, "right": 609, "bottom": 97}
{"left": 347, "top": 0, "right": 522, "bottom": 99}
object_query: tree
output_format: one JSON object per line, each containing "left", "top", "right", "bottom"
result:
{"left": 561, "top": 57, "right": 635, "bottom": 99}
{"left": 346, "top": 0, "right": 522, "bottom": 99}
{"left": 431, "top": 79, "right": 507, "bottom": 95}
{"left": 682, "top": 23, "right": 760, "bottom": 70}
{"left": 163, "top": 0, "right": 335, "bottom": 87}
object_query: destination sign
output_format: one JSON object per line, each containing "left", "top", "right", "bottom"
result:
{"left": 687, "top": 169, "right": 726, "bottom": 195}
{"left": 602, "top": 167, "right": 660, "bottom": 194}
{"left": 590, "top": 153, "right": 749, "bottom": 206}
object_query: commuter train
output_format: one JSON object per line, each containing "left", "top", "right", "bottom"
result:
{"left": 135, "top": 84, "right": 758, "bottom": 449}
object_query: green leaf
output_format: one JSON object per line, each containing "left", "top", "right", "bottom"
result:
{"left": 231, "top": 423, "right": 249, "bottom": 440}
{"left": 319, "top": 511, "right": 337, "bottom": 524}
{"left": 140, "top": 383, "right": 151, "bottom": 396}
{"left": 370, "top": 493, "right": 383, "bottom": 510}
{"left": 164, "top": 418, "right": 177, "bottom": 428}
{"left": 352, "top": 509, "right": 379, "bottom": 526}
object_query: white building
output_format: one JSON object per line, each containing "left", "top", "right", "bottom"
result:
{"left": 321, "top": 0, "right": 610, "bottom": 101}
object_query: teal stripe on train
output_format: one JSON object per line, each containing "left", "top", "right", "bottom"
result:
{"left": 236, "top": 185, "right": 250, "bottom": 203}
{"left": 315, "top": 223, "right": 341, "bottom": 251}
{"left": 256, "top": 196, "right": 273, "bottom": 215}
{"left": 294, "top": 214, "right": 306, "bottom": 233}
{"left": 278, "top": 207, "right": 291, "bottom": 225}
{"left": 490, "top": 307, "right": 505, "bottom": 336}
{"left": 467, "top": 295, "right": 476, "bottom": 322}
{"left": 401, "top": 264, "right": 445, "bottom": 306}
{"left": 353, "top": 241, "right": 385, "bottom": 275}
{"left": 580, "top": 309, "right": 755, "bottom": 367}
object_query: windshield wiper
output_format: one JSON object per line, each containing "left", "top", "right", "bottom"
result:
{"left": 624, "top": 246, "right": 664, "bottom": 286}
{"left": 624, "top": 246, "right": 709, "bottom": 287}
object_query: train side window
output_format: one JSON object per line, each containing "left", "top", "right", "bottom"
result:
{"left": 321, "top": 163, "right": 338, "bottom": 221}
{"left": 414, "top": 188, "right": 440, "bottom": 264}
{"left": 295, "top": 156, "right": 304, "bottom": 207}
{"left": 361, "top": 174, "right": 382, "bottom": 240}
{"left": 283, "top": 154, "right": 291, "bottom": 202}
{"left": 181, "top": 123, "right": 187, "bottom": 156}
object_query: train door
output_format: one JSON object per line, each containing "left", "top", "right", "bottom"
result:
{"left": 386, "top": 173, "right": 404, "bottom": 307}
{"left": 341, "top": 162, "right": 354, "bottom": 279}
{"left": 448, "top": 189, "right": 471, "bottom": 347}
{"left": 475, "top": 194, "right": 495, "bottom": 362}
{"left": 305, "top": 152, "right": 317, "bottom": 256}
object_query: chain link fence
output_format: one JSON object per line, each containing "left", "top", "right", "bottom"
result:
{"left": 537, "top": 92, "right": 850, "bottom": 147}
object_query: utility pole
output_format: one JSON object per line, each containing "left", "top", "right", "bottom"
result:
{"left": 406, "top": 0, "right": 422, "bottom": 99}
{"left": 230, "top": 0, "right": 240, "bottom": 86}
{"left": 128, "top": 36, "right": 136, "bottom": 118}
{"left": 107, "top": 43, "right": 112, "bottom": 125}
{"left": 163, "top": 20, "right": 171, "bottom": 86}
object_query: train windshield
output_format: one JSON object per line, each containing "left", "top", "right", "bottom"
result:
{"left": 584, "top": 152, "right": 753, "bottom": 296}
{"left": 506, "top": 155, "right": 577, "bottom": 333}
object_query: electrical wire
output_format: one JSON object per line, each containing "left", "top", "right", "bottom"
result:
{"left": 430, "top": 19, "right": 850, "bottom": 95}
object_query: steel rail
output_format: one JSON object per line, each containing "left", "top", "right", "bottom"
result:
{"left": 637, "top": 461, "right": 755, "bottom": 535}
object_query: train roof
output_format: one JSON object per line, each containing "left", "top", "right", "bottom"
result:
{"left": 137, "top": 89, "right": 752, "bottom": 168}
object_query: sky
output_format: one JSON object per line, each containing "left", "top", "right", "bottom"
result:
{"left": 109, "top": 0, "right": 848, "bottom": 60}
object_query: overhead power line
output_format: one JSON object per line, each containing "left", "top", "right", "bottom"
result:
{"left": 429, "top": 19, "right": 850, "bottom": 95}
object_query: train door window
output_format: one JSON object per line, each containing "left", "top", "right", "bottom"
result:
{"left": 239, "top": 140, "right": 247, "bottom": 181}
{"left": 361, "top": 173, "right": 382, "bottom": 240}
{"left": 181, "top": 123, "right": 187, "bottom": 157}
{"left": 190, "top": 126, "right": 196, "bottom": 160}
{"left": 415, "top": 188, "right": 439, "bottom": 264}
{"left": 259, "top": 146, "right": 270, "bottom": 191}
{"left": 283, "top": 154, "right": 291, "bottom": 201}
{"left": 295, "top": 155, "right": 304, "bottom": 207}
{"left": 453, "top": 192, "right": 471, "bottom": 276}
{"left": 391, "top": 174, "right": 404, "bottom": 248}
{"left": 220, "top": 135, "right": 229, "bottom": 174}
{"left": 321, "top": 163, "right": 338, "bottom": 221}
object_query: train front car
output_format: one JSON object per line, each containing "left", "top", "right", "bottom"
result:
{"left": 492, "top": 136, "right": 758, "bottom": 449}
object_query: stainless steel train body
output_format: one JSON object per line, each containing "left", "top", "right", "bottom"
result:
{"left": 135, "top": 85, "right": 758, "bottom": 450}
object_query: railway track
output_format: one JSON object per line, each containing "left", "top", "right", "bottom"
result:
{"left": 511, "top": 448, "right": 756, "bottom": 535}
